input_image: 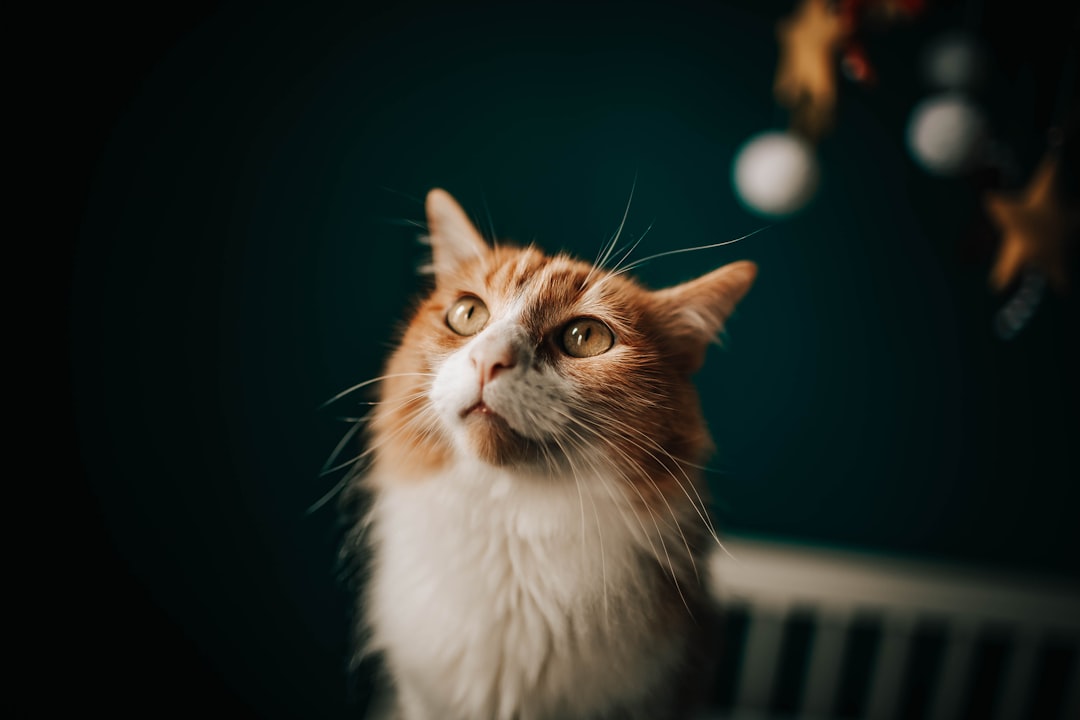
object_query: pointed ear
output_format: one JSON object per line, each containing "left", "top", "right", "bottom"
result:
{"left": 652, "top": 260, "right": 757, "bottom": 370}
{"left": 424, "top": 189, "right": 489, "bottom": 281}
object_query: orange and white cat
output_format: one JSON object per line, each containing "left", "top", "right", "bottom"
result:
{"left": 346, "top": 189, "right": 756, "bottom": 720}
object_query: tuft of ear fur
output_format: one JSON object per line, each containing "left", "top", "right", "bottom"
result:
{"left": 424, "top": 189, "right": 489, "bottom": 282}
{"left": 653, "top": 260, "right": 757, "bottom": 370}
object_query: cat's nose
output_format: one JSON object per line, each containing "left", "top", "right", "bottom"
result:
{"left": 469, "top": 334, "right": 520, "bottom": 386}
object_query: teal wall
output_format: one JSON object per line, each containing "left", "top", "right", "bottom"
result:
{"left": 67, "top": 1, "right": 1077, "bottom": 716}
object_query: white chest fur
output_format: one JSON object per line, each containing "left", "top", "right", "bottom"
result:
{"left": 364, "top": 461, "right": 691, "bottom": 720}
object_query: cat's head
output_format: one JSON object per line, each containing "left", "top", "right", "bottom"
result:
{"left": 372, "top": 189, "right": 756, "bottom": 483}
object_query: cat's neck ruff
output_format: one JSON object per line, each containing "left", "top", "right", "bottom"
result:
{"left": 366, "top": 457, "right": 689, "bottom": 720}
{"left": 371, "top": 456, "right": 648, "bottom": 555}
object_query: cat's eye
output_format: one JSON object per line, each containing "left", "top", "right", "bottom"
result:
{"left": 446, "top": 296, "right": 490, "bottom": 336}
{"left": 561, "top": 318, "right": 614, "bottom": 358}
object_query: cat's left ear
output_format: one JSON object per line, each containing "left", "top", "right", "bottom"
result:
{"left": 424, "top": 189, "right": 489, "bottom": 282}
{"left": 652, "top": 260, "right": 757, "bottom": 370}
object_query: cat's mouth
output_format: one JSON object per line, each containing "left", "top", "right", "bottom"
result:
{"left": 461, "top": 399, "right": 525, "bottom": 437}
{"left": 457, "top": 399, "right": 539, "bottom": 466}
{"left": 463, "top": 401, "right": 498, "bottom": 418}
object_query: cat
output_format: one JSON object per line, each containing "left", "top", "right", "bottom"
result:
{"left": 341, "top": 188, "right": 757, "bottom": 720}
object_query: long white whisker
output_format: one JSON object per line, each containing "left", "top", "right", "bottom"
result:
{"left": 557, "top": 425, "right": 667, "bottom": 578}
{"left": 321, "top": 419, "right": 366, "bottom": 475}
{"left": 378, "top": 217, "right": 429, "bottom": 230}
{"left": 343, "top": 389, "right": 430, "bottom": 408}
{"left": 307, "top": 471, "right": 355, "bottom": 514}
{"left": 582, "top": 176, "right": 638, "bottom": 290}
{"left": 478, "top": 187, "right": 499, "bottom": 244}
{"left": 613, "top": 226, "right": 770, "bottom": 277}
{"left": 575, "top": 403, "right": 736, "bottom": 563}
{"left": 566, "top": 406, "right": 705, "bottom": 583}
{"left": 320, "top": 373, "right": 436, "bottom": 410}
{"left": 317, "top": 397, "right": 440, "bottom": 483}
{"left": 601, "top": 221, "right": 653, "bottom": 280}
{"left": 587, "top": 408, "right": 720, "bottom": 539}
{"left": 601, "top": 236, "right": 644, "bottom": 280}
{"left": 552, "top": 410, "right": 695, "bottom": 616}
{"left": 548, "top": 429, "right": 609, "bottom": 626}
{"left": 319, "top": 391, "right": 432, "bottom": 476}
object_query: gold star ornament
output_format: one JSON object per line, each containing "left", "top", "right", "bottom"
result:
{"left": 985, "top": 152, "right": 1079, "bottom": 294}
{"left": 774, "top": 0, "right": 853, "bottom": 140}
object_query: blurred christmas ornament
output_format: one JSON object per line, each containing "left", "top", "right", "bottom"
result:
{"left": 920, "top": 31, "right": 987, "bottom": 90}
{"left": 839, "top": 39, "right": 876, "bottom": 84}
{"left": 774, "top": 0, "right": 853, "bottom": 140}
{"left": 906, "top": 93, "right": 989, "bottom": 176}
{"left": 993, "top": 270, "right": 1046, "bottom": 340}
{"left": 773, "top": 0, "right": 928, "bottom": 140}
{"left": 732, "top": 131, "right": 820, "bottom": 217}
{"left": 838, "top": 0, "right": 926, "bottom": 85}
{"left": 985, "top": 150, "right": 1079, "bottom": 294}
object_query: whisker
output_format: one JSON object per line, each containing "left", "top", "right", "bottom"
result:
{"left": 478, "top": 186, "right": 498, "bottom": 244}
{"left": 566, "top": 407, "right": 705, "bottom": 579}
{"left": 317, "top": 398, "right": 439, "bottom": 488}
{"left": 377, "top": 217, "right": 429, "bottom": 230}
{"left": 572, "top": 403, "right": 734, "bottom": 561}
{"left": 613, "top": 226, "right": 770, "bottom": 277}
{"left": 307, "top": 471, "right": 355, "bottom": 514}
{"left": 601, "top": 235, "right": 644, "bottom": 280}
{"left": 321, "top": 419, "right": 366, "bottom": 475}
{"left": 553, "top": 411, "right": 696, "bottom": 616}
{"left": 319, "top": 391, "right": 432, "bottom": 476}
{"left": 549, "top": 430, "right": 609, "bottom": 625}
{"left": 602, "top": 221, "right": 653, "bottom": 280}
{"left": 582, "top": 175, "right": 638, "bottom": 289}
{"left": 378, "top": 185, "right": 425, "bottom": 207}
{"left": 558, "top": 425, "right": 668, "bottom": 581}
{"left": 319, "top": 372, "right": 436, "bottom": 410}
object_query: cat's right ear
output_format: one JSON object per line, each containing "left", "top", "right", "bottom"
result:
{"left": 652, "top": 260, "right": 757, "bottom": 371}
{"left": 424, "top": 189, "right": 489, "bottom": 282}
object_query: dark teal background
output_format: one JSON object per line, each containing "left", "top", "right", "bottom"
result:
{"left": 64, "top": 1, "right": 1077, "bottom": 716}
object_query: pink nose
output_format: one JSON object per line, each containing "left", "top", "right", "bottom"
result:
{"left": 469, "top": 335, "right": 519, "bottom": 386}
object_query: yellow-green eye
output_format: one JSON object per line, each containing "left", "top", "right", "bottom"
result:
{"left": 446, "top": 296, "right": 490, "bottom": 336}
{"left": 561, "top": 318, "right": 614, "bottom": 358}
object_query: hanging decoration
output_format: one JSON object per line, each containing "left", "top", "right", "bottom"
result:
{"left": 919, "top": 30, "right": 986, "bottom": 90}
{"left": 773, "top": 0, "right": 855, "bottom": 142}
{"left": 898, "top": 4, "right": 1077, "bottom": 338}
{"left": 985, "top": 147, "right": 1078, "bottom": 295}
{"left": 733, "top": 0, "right": 925, "bottom": 219}
{"left": 905, "top": 25, "right": 989, "bottom": 176}
{"left": 733, "top": 0, "right": 1077, "bottom": 339}
{"left": 732, "top": 131, "right": 820, "bottom": 217}
{"left": 905, "top": 93, "right": 988, "bottom": 176}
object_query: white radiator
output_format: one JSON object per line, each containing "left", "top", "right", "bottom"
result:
{"left": 705, "top": 536, "right": 1080, "bottom": 720}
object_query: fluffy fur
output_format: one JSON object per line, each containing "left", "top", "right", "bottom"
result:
{"left": 342, "top": 189, "right": 757, "bottom": 720}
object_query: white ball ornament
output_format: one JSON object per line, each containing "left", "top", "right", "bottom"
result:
{"left": 732, "top": 131, "right": 820, "bottom": 217}
{"left": 906, "top": 93, "right": 988, "bottom": 176}
{"left": 921, "top": 32, "right": 986, "bottom": 90}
